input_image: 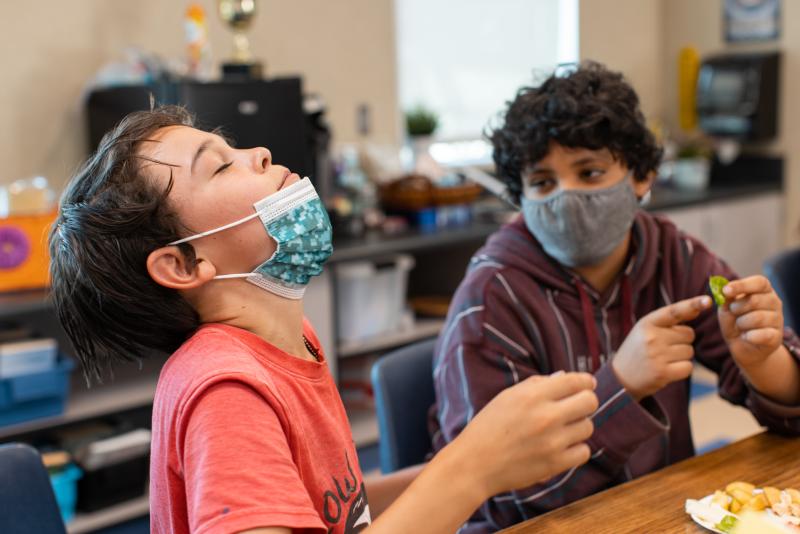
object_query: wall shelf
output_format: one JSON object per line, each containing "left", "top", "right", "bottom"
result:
{"left": 0, "top": 289, "right": 50, "bottom": 319}
{"left": 0, "top": 374, "right": 157, "bottom": 441}
{"left": 337, "top": 318, "right": 445, "bottom": 358}
{"left": 67, "top": 495, "right": 149, "bottom": 534}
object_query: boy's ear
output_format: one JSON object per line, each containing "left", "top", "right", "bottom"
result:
{"left": 146, "top": 246, "right": 216, "bottom": 290}
{"left": 632, "top": 170, "right": 657, "bottom": 200}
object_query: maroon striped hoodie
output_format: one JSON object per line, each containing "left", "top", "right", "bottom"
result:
{"left": 429, "top": 211, "right": 800, "bottom": 533}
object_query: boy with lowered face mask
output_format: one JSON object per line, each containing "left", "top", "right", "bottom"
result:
{"left": 49, "top": 106, "right": 599, "bottom": 534}
{"left": 430, "top": 62, "right": 800, "bottom": 532}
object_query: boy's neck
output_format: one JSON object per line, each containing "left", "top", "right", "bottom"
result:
{"left": 572, "top": 231, "right": 632, "bottom": 294}
{"left": 190, "top": 282, "right": 312, "bottom": 361}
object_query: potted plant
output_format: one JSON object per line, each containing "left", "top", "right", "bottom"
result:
{"left": 404, "top": 104, "right": 439, "bottom": 175}
{"left": 405, "top": 104, "right": 439, "bottom": 138}
{"left": 672, "top": 135, "right": 713, "bottom": 191}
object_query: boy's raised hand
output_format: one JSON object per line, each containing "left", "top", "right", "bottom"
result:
{"left": 453, "top": 372, "right": 597, "bottom": 497}
{"left": 717, "top": 275, "right": 785, "bottom": 368}
{"left": 612, "top": 295, "right": 712, "bottom": 401}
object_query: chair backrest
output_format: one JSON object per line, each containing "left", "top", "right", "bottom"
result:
{"left": 0, "top": 443, "right": 66, "bottom": 534}
{"left": 764, "top": 247, "right": 800, "bottom": 332}
{"left": 371, "top": 338, "right": 437, "bottom": 474}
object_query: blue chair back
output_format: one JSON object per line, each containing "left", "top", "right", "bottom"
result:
{"left": 0, "top": 443, "right": 66, "bottom": 534}
{"left": 764, "top": 247, "right": 800, "bottom": 332}
{"left": 371, "top": 338, "right": 437, "bottom": 474}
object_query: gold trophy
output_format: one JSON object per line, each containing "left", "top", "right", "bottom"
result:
{"left": 218, "top": 0, "right": 263, "bottom": 79}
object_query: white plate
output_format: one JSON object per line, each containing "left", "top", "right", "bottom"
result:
{"left": 688, "top": 494, "right": 795, "bottom": 533}
{"left": 688, "top": 495, "right": 730, "bottom": 534}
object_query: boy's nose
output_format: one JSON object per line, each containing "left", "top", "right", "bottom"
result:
{"left": 252, "top": 147, "right": 271, "bottom": 172}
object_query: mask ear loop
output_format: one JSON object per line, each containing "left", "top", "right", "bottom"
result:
{"left": 168, "top": 211, "right": 262, "bottom": 245}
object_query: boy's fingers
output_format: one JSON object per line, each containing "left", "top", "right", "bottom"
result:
{"left": 555, "top": 390, "right": 599, "bottom": 423}
{"left": 665, "top": 344, "right": 694, "bottom": 363}
{"left": 556, "top": 418, "right": 594, "bottom": 450}
{"left": 728, "top": 293, "right": 781, "bottom": 315}
{"left": 647, "top": 296, "right": 712, "bottom": 327}
{"left": 548, "top": 443, "right": 592, "bottom": 476}
{"left": 724, "top": 275, "right": 771, "bottom": 298}
{"left": 664, "top": 324, "right": 696, "bottom": 344}
{"left": 665, "top": 360, "right": 694, "bottom": 382}
{"left": 735, "top": 311, "right": 780, "bottom": 332}
{"left": 526, "top": 372, "right": 595, "bottom": 401}
{"left": 741, "top": 328, "right": 783, "bottom": 346}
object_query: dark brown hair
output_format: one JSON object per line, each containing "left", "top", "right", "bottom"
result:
{"left": 490, "top": 61, "right": 664, "bottom": 201}
{"left": 50, "top": 106, "right": 200, "bottom": 383}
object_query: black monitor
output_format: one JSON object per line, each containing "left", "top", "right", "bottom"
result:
{"left": 86, "top": 77, "right": 311, "bottom": 177}
{"left": 696, "top": 52, "right": 780, "bottom": 141}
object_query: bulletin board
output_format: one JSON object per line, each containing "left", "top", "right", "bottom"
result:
{"left": 724, "top": 0, "right": 781, "bottom": 42}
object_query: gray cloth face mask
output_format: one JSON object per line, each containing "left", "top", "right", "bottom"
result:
{"left": 520, "top": 174, "right": 640, "bottom": 268}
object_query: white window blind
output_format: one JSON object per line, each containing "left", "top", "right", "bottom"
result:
{"left": 395, "top": 0, "right": 579, "bottom": 141}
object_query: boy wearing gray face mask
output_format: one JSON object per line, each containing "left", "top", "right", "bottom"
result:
{"left": 430, "top": 61, "right": 800, "bottom": 533}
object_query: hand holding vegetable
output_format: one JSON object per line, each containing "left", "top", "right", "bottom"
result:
{"left": 714, "top": 275, "right": 786, "bottom": 368}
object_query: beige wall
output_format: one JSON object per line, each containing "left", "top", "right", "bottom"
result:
{"left": 663, "top": 0, "right": 800, "bottom": 245}
{"left": 579, "top": 0, "right": 666, "bottom": 123}
{"left": 0, "top": 0, "right": 398, "bottom": 190}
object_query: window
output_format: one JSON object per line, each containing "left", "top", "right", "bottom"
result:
{"left": 395, "top": 0, "right": 579, "bottom": 143}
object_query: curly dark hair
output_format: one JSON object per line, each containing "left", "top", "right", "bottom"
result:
{"left": 490, "top": 61, "right": 663, "bottom": 201}
{"left": 50, "top": 106, "right": 200, "bottom": 383}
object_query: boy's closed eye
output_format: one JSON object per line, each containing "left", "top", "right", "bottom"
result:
{"left": 214, "top": 161, "right": 233, "bottom": 176}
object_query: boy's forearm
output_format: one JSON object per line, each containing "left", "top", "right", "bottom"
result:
{"left": 364, "top": 464, "right": 425, "bottom": 518}
{"left": 739, "top": 345, "right": 800, "bottom": 405}
{"left": 366, "top": 443, "right": 486, "bottom": 533}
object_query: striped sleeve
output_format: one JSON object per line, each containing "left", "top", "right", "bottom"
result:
{"left": 432, "top": 274, "right": 672, "bottom": 530}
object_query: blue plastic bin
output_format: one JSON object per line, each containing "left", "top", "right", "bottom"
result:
{"left": 50, "top": 464, "right": 83, "bottom": 523}
{"left": 0, "top": 357, "right": 74, "bottom": 427}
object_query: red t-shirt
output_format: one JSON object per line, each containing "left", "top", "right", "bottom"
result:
{"left": 150, "top": 321, "right": 371, "bottom": 534}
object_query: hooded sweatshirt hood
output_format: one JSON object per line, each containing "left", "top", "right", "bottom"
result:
{"left": 478, "top": 213, "right": 660, "bottom": 371}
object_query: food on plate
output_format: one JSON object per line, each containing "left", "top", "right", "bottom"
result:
{"left": 686, "top": 481, "right": 800, "bottom": 533}
{"left": 766, "top": 487, "right": 785, "bottom": 508}
{"left": 712, "top": 490, "right": 732, "bottom": 511}
{"left": 716, "top": 514, "right": 738, "bottom": 533}
{"left": 727, "top": 482, "right": 756, "bottom": 495}
{"left": 686, "top": 498, "right": 735, "bottom": 529}
{"left": 709, "top": 275, "right": 730, "bottom": 306}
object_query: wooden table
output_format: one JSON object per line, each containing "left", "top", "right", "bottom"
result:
{"left": 501, "top": 432, "right": 799, "bottom": 533}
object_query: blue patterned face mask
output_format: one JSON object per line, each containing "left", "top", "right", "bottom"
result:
{"left": 169, "top": 177, "right": 333, "bottom": 299}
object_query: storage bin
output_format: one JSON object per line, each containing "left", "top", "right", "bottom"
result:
{"left": 77, "top": 454, "right": 150, "bottom": 512}
{"left": 335, "top": 255, "right": 415, "bottom": 342}
{"left": 50, "top": 464, "right": 82, "bottom": 523}
{"left": 0, "top": 356, "right": 73, "bottom": 427}
{"left": 0, "top": 338, "right": 57, "bottom": 378}
{"left": 76, "top": 429, "right": 151, "bottom": 512}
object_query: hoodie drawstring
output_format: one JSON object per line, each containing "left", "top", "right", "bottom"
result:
{"left": 620, "top": 275, "right": 633, "bottom": 338}
{"left": 576, "top": 275, "right": 634, "bottom": 372}
{"left": 575, "top": 281, "right": 602, "bottom": 372}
